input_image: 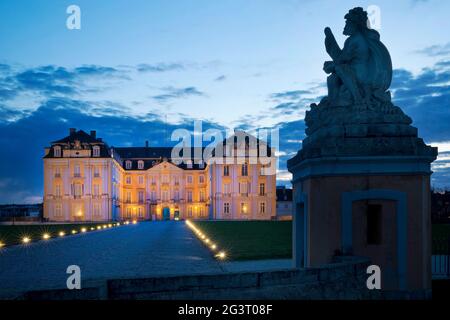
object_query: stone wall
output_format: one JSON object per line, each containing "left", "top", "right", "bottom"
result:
{"left": 24, "top": 257, "right": 394, "bottom": 300}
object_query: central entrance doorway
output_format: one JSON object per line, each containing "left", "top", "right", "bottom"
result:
{"left": 162, "top": 207, "right": 171, "bottom": 221}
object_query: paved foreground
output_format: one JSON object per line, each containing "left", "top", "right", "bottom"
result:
{"left": 0, "top": 221, "right": 224, "bottom": 298}
{"left": 0, "top": 221, "right": 292, "bottom": 299}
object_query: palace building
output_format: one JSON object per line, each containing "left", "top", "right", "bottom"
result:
{"left": 43, "top": 128, "right": 276, "bottom": 222}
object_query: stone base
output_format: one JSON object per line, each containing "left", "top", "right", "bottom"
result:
{"left": 289, "top": 156, "right": 434, "bottom": 292}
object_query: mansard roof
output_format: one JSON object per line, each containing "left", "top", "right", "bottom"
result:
{"left": 52, "top": 129, "right": 102, "bottom": 144}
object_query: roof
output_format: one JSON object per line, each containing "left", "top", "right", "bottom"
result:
{"left": 276, "top": 188, "right": 293, "bottom": 202}
{"left": 52, "top": 130, "right": 101, "bottom": 144}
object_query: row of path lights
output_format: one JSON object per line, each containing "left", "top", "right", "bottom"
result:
{"left": 185, "top": 220, "right": 227, "bottom": 260}
{"left": 0, "top": 220, "right": 138, "bottom": 249}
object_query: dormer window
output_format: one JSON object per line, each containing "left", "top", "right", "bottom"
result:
{"left": 54, "top": 146, "right": 61, "bottom": 157}
{"left": 187, "top": 160, "right": 193, "bottom": 169}
{"left": 93, "top": 146, "right": 100, "bottom": 157}
{"left": 125, "top": 160, "right": 132, "bottom": 170}
{"left": 138, "top": 160, "right": 144, "bottom": 170}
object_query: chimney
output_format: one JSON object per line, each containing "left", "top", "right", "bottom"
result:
{"left": 90, "top": 130, "right": 97, "bottom": 139}
{"left": 145, "top": 140, "right": 149, "bottom": 148}
{"left": 69, "top": 128, "right": 76, "bottom": 135}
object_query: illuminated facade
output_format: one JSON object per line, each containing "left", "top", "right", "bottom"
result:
{"left": 43, "top": 129, "right": 276, "bottom": 222}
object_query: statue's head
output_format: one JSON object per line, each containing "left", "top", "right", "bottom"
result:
{"left": 344, "top": 7, "right": 369, "bottom": 36}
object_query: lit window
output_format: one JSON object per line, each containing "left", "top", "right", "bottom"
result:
{"left": 126, "top": 191, "right": 131, "bottom": 203}
{"left": 138, "top": 160, "right": 144, "bottom": 170}
{"left": 200, "top": 190, "right": 206, "bottom": 202}
{"left": 93, "top": 184, "right": 100, "bottom": 196}
{"left": 55, "top": 204, "right": 62, "bottom": 217}
{"left": 240, "top": 202, "right": 247, "bottom": 214}
{"left": 125, "top": 161, "right": 132, "bottom": 170}
{"left": 54, "top": 146, "right": 61, "bottom": 157}
{"left": 92, "top": 146, "right": 100, "bottom": 157}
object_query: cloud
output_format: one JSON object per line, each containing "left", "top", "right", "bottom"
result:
{"left": 0, "top": 64, "right": 125, "bottom": 101}
{"left": 152, "top": 86, "right": 206, "bottom": 103}
{"left": 416, "top": 42, "right": 450, "bottom": 57}
{"left": 270, "top": 90, "right": 312, "bottom": 101}
{"left": 214, "top": 75, "right": 226, "bottom": 82}
{"left": 0, "top": 98, "right": 225, "bottom": 204}
{"left": 137, "top": 63, "right": 184, "bottom": 73}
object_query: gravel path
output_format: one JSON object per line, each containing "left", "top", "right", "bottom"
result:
{"left": 0, "top": 221, "right": 223, "bottom": 299}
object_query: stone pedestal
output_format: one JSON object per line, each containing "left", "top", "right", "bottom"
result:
{"left": 288, "top": 103, "right": 437, "bottom": 292}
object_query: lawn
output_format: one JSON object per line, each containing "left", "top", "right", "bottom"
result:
{"left": 194, "top": 221, "right": 292, "bottom": 261}
{"left": 0, "top": 223, "right": 117, "bottom": 247}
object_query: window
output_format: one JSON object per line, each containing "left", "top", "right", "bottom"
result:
{"left": 138, "top": 175, "right": 144, "bottom": 185}
{"left": 151, "top": 191, "right": 157, "bottom": 201}
{"left": 93, "top": 146, "right": 100, "bottom": 157}
{"left": 55, "top": 184, "right": 61, "bottom": 197}
{"left": 54, "top": 146, "right": 61, "bottom": 157}
{"left": 138, "top": 160, "right": 144, "bottom": 170}
{"left": 93, "top": 203, "right": 100, "bottom": 217}
{"left": 174, "top": 190, "right": 180, "bottom": 201}
{"left": 259, "top": 202, "right": 266, "bottom": 214}
{"left": 126, "top": 191, "right": 131, "bottom": 203}
{"left": 367, "top": 204, "right": 382, "bottom": 245}
{"left": 224, "top": 203, "right": 230, "bottom": 215}
{"left": 125, "top": 160, "right": 132, "bottom": 170}
{"left": 239, "top": 182, "right": 248, "bottom": 196}
{"left": 199, "top": 207, "right": 205, "bottom": 217}
{"left": 187, "top": 175, "right": 193, "bottom": 184}
{"left": 162, "top": 190, "right": 169, "bottom": 202}
{"left": 94, "top": 167, "right": 100, "bottom": 178}
{"left": 55, "top": 203, "right": 62, "bottom": 217}
{"left": 199, "top": 175, "right": 205, "bottom": 184}
{"left": 126, "top": 176, "right": 131, "bottom": 184}
{"left": 200, "top": 190, "right": 206, "bottom": 202}
{"left": 223, "top": 183, "right": 231, "bottom": 196}
{"left": 126, "top": 207, "right": 132, "bottom": 218}
{"left": 241, "top": 163, "right": 248, "bottom": 176}
{"left": 188, "top": 206, "right": 193, "bottom": 217}
{"left": 138, "top": 207, "right": 143, "bottom": 218}
{"left": 259, "top": 183, "right": 265, "bottom": 196}
{"left": 187, "top": 191, "right": 193, "bottom": 202}
{"left": 174, "top": 177, "right": 179, "bottom": 185}
{"left": 93, "top": 184, "right": 100, "bottom": 196}
{"left": 223, "top": 165, "right": 230, "bottom": 176}
{"left": 73, "top": 183, "right": 83, "bottom": 197}
{"left": 240, "top": 202, "right": 247, "bottom": 214}
{"left": 162, "top": 175, "right": 169, "bottom": 184}
{"left": 138, "top": 191, "right": 144, "bottom": 203}
{"left": 187, "top": 161, "right": 193, "bottom": 169}
{"left": 74, "top": 165, "right": 81, "bottom": 177}
{"left": 54, "top": 167, "right": 61, "bottom": 178}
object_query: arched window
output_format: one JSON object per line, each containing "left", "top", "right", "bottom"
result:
{"left": 138, "top": 160, "right": 144, "bottom": 170}
{"left": 54, "top": 146, "right": 61, "bottom": 157}
{"left": 93, "top": 146, "right": 100, "bottom": 157}
{"left": 125, "top": 160, "right": 132, "bottom": 170}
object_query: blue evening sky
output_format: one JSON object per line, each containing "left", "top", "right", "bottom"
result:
{"left": 0, "top": 0, "right": 449, "bottom": 203}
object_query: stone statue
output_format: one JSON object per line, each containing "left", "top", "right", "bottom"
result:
{"left": 322, "top": 7, "right": 392, "bottom": 107}
{"left": 293, "top": 7, "right": 437, "bottom": 162}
